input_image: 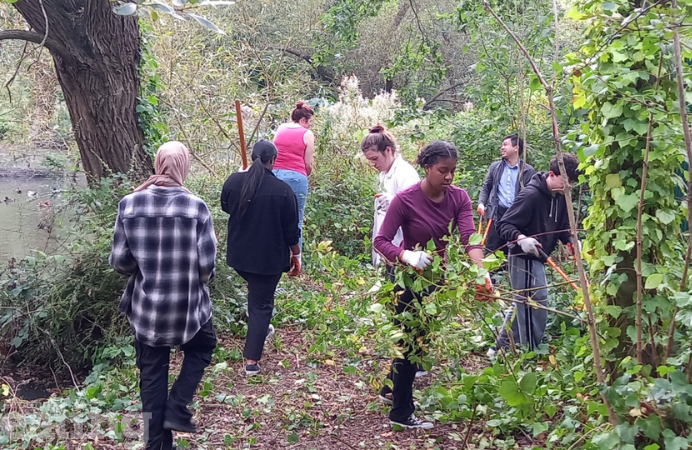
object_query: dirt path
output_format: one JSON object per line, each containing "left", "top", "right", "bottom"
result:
{"left": 178, "top": 329, "right": 474, "bottom": 449}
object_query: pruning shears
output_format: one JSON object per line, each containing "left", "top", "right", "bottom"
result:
{"left": 538, "top": 248, "right": 580, "bottom": 291}
{"left": 477, "top": 217, "right": 493, "bottom": 246}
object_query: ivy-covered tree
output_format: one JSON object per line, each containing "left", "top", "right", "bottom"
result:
{"left": 567, "top": 0, "right": 691, "bottom": 366}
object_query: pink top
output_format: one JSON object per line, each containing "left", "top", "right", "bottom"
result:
{"left": 374, "top": 183, "right": 481, "bottom": 262}
{"left": 273, "top": 126, "right": 308, "bottom": 177}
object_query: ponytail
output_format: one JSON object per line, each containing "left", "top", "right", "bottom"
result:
{"left": 237, "top": 139, "right": 278, "bottom": 217}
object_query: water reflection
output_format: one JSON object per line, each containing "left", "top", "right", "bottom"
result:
{"left": 0, "top": 177, "right": 64, "bottom": 262}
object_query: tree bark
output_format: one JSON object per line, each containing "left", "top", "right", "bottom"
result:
{"left": 4, "top": 0, "right": 152, "bottom": 182}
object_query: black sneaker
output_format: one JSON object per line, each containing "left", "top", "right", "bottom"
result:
{"left": 415, "top": 363, "right": 428, "bottom": 378}
{"left": 390, "top": 414, "right": 433, "bottom": 430}
{"left": 163, "top": 418, "right": 197, "bottom": 433}
{"left": 245, "top": 363, "right": 261, "bottom": 376}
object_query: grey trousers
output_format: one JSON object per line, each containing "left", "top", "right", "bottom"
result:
{"left": 495, "top": 254, "right": 549, "bottom": 351}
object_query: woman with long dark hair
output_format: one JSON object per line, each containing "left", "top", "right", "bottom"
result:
{"left": 273, "top": 101, "right": 315, "bottom": 252}
{"left": 373, "top": 141, "right": 492, "bottom": 429}
{"left": 221, "top": 139, "right": 301, "bottom": 376}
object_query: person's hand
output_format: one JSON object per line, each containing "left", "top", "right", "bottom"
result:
{"left": 238, "top": 165, "right": 250, "bottom": 173}
{"left": 477, "top": 203, "right": 485, "bottom": 217}
{"left": 518, "top": 235, "right": 542, "bottom": 257}
{"left": 566, "top": 240, "right": 582, "bottom": 259}
{"left": 400, "top": 250, "right": 433, "bottom": 270}
{"left": 475, "top": 273, "right": 494, "bottom": 301}
{"left": 288, "top": 253, "right": 301, "bottom": 276}
{"left": 375, "top": 194, "right": 390, "bottom": 212}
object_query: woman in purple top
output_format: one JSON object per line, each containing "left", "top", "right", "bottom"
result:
{"left": 373, "top": 141, "right": 491, "bottom": 430}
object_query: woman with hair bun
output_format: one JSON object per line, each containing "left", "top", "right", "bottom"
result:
{"left": 361, "top": 124, "right": 420, "bottom": 267}
{"left": 272, "top": 101, "right": 316, "bottom": 252}
{"left": 373, "top": 141, "right": 492, "bottom": 430}
{"left": 361, "top": 125, "right": 426, "bottom": 380}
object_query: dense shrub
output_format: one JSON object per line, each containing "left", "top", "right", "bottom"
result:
{"left": 0, "top": 174, "right": 247, "bottom": 371}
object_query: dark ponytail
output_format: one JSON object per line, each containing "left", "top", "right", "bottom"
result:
{"left": 238, "top": 139, "right": 278, "bottom": 217}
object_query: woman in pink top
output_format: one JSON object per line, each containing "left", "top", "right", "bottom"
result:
{"left": 273, "top": 101, "right": 315, "bottom": 252}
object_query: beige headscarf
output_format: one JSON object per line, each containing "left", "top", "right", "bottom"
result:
{"left": 135, "top": 141, "right": 191, "bottom": 192}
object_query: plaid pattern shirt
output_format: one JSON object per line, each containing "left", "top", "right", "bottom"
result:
{"left": 109, "top": 186, "right": 217, "bottom": 347}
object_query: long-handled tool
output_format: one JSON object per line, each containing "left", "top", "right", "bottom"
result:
{"left": 477, "top": 217, "right": 484, "bottom": 235}
{"left": 481, "top": 218, "right": 493, "bottom": 246}
{"left": 234, "top": 99, "right": 248, "bottom": 169}
{"left": 539, "top": 248, "right": 579, "bottom": 291}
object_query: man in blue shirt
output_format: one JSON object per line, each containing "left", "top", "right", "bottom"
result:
{"left": 477, "top": 135, "right": 535, "bottom": 254}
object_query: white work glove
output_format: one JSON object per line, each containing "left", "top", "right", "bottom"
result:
{"left": 238, "top": 165, "right": 250, "bottom": 173}
{"left": 517, "top": 235, "right": 542, "bottom": 257}
{"left": 375, "top": 195, "right": 390, "bottom": 212}
{"left": 476, "top": 203, "right": 485, "bottom": 217}
{"left": 401, "top": 250, "right": 433, "bottom": 270}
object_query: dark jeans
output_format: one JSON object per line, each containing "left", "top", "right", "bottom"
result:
{"left": 135, "top": 319, "right": 217, "bottom": 450}
{"left": 235, "top": 269, "right": 282, "bottom": 361}
{"left": 485, "top": 205, "right": 509, "bottom": 254}
{"left": 380, "top": 284, "right": 434, "bottom": 422}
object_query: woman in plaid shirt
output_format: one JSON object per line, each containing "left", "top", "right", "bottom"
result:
{"left": 110, "top": 141, "right": 217, "bottom": 450}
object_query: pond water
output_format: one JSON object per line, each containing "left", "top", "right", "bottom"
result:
{"left": 0, "top": 176, "right": 64, "bottom": 262}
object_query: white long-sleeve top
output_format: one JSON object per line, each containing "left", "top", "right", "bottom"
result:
{"left": 372, "top": 155, "right": 420, "bottom": 265}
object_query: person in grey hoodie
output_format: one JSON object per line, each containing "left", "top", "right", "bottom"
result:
{"left": 489, "top": 153, "right": 580, "bottom": 357}
{"left": 477, "top": 135, "right": 535, "bottom": 254}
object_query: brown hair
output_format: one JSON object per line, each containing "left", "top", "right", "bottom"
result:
{"left": 360, "top": 124, "right": 398, "bottom": 154}
{"left": 291, "top": 101, "right": 314, "bottom": 123}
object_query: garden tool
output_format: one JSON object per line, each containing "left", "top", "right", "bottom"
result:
{"left": 481, "top": 219, "right": 493, "bottom": 246}
{"left": 539, "top": 248, "right": 579, "bottom": 291}
{"left": 235, "top": 99, "right": 248, "bottom": 169}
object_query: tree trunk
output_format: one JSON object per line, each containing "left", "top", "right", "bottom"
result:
{"left": 6, "top": 0, "right": 152, "bottom": 182}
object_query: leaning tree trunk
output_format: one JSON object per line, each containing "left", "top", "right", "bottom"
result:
{"left": 2, "top": 0, "right": 152, "bottom": 182}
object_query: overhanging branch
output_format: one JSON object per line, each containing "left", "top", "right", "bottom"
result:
{"left": 0, "top": 29, "right": 71, "bottom": 60}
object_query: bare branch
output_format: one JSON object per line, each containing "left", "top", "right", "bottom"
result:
{"left": 423, "top": 82, "right": 466, "bottom": 109}
{"left": 636, "top": 54, "right": 663, "bottom": 365}
{"left": 0, "top": 29, "right": 71, "bottom": 60}
{"left": 669, "top": 0, "right": 692, "bottom": 377}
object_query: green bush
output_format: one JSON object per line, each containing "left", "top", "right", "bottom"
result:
{"left": 0, "top": 174, "right": 248, "bottom": 371}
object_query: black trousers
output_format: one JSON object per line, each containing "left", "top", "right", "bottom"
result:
{"left": 380, "top": 284, "right": 434, "bottom": 422}
{"left": 485, "top": 205, "right": 509, "bottom": 254}
{"left": 235, "top": 269, "right": 283, "bottom": 361}
{"left": 135, "top": 319, "right": 217, "bottom": 450}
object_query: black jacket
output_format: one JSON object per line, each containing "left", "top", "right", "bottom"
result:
{"left": 496, "top": 172, "right": 572, "bottom": 261}
{"left": 221, "top": 168, "right": 300, "bottom": 275}
{"left": 478, "top": 159, "right": 535, "bottom": 219}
